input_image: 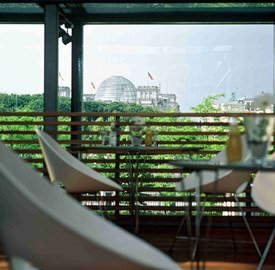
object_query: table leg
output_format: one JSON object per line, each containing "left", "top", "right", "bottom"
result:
{"left": 128, "top": 153, "right": 139, "bottom": 234}
{"left": 192, "top": 171, "right": 202, "bottom": 263}
{"left": 134, "top": 175, "right": 139, "bottom": 234}
{"left": 128, "top": 155, "right": 135, "bottom": 232}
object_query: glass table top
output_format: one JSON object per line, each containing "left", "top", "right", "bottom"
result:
{"left": 69, "top": 145, "right": 202, "bottom": 154}
{"left": 169, "top": 157, "right": 275, "bottom": 172}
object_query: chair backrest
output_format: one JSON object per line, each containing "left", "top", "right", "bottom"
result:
{"left": 251, "top": 152, "right": 275, "bottom": 215}
{"left": 36, "top": 129, "right": 122, "bottom": 193}
{"left": 176, "top": 135, "right": 252, "bottom": 194}
{"left": 0, "top": 141, "right": 180, "bottom": 270}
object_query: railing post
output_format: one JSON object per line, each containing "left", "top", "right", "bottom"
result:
{"left": 114, "top": 115, "right": 121, "bottom": 219}
{"left": 71, "top": 21, "right": 83, "bottom": 156}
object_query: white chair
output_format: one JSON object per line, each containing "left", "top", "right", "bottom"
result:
{"left": 251, "top": 152, "right": 275, "bottom": 270}
{"left": 35, "top": 129, "right": 122, "bottom": 193}
{"left": 176, "top": 136, "right": 251, "bottom": 194}
{"left": 171, "top": 135, "right": 261, "bottom": 258}
{"left": 0, "top": 141, "right": 181, "bottom": 270}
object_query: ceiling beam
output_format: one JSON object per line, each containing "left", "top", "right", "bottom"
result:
{"left": 0, "top": 0, "right": 274, "bottom": 3}
{"left": 82, "top": 11, "right": 275, "bottom": 24}
{"left": 0, "top": 14, "right": 44, "bottom": 23}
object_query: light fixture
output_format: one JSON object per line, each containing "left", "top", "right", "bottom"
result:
{"left": 62, "top": 33, "right": 72, "bottom": 45}
{"left": 59, "top": 27, "right": 67, "bottom": 38}
{"left": 59, "top": 26, "right": 72, "bottom": 45}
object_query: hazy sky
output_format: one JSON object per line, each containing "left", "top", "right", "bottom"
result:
{"left": 0, "top": 24, "right": 273, "bottom": 111}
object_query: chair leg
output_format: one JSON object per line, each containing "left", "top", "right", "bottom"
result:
{"left": 257, "top": 226, "right": 275, "bottom": 270}
{"left": 95, "top": 192, "right": 110, "bottom": 219}
{"left": 10, "top": 256, "right": 39, "bottom": 270}
{"left": 234, "top": 195, "right": 262, "bottom": 258}
{"left": 224, "top": 196, "right": 238, "bottom": 252}
{"left": 191, "top": 200, "right": 207, "bottom": 262}
{"left": 71, "top": 193, "right": 81, "bottom": 201}
{"left": 169, "top": 208, "right": 189, "bottom": 252}
{"left": 169, "top": 193, "right": 194, "bottom": 251}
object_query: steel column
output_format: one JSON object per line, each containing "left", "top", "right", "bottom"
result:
{"left": 71, "top": 21, "right": 83, "bottom": 113}
{"left": 44, "top": 4, "right": 59, "bottom": 135}
{"left": 71, "top": 21, "right": 83, "bottom": 143}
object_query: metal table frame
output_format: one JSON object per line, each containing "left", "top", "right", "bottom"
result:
{"left": 169, "top": 158, "right": 275, "bottom": 267}
{"left": 69, "top": 145, "right": 202, "bottom": 233}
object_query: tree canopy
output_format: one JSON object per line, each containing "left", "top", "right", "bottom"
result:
{"left": 0, "top": 93, "right": 158, "bottom": 113}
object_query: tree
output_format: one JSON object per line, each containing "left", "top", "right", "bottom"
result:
{"left": 191, "top": 93, "right": 225, "bottom": 113}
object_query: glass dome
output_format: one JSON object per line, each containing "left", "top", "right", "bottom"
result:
{"left": 95, "top": 76, "right": 137, "bottom": 103}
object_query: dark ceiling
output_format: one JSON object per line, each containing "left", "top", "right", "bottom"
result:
{"left": 0, "top": 1, "right": 274, "bottom": 23}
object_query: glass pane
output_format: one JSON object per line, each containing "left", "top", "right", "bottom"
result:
{"left": 84, "top": 24, "right": 274, "bottom": 112}
{"left": 0, "top": 25, "right": 44, "bottom": 95}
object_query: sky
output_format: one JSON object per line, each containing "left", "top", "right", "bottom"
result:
{"left": 0, "top": 24, "right": 274, "bottom": 111}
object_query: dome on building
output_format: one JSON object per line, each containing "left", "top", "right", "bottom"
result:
{"left": 95, "top": 76, "right": 137, "bottom": 103}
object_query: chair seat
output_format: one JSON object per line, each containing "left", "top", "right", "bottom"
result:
{"left": 0, "top": 141, "right": 180, "bottom": 270}
{"left": 252, "top": 169, "right": 275, "bottom": 215}
{"left": 36, "top": 129, "right": 122, "bottom": 193}
{"left": 176, "top": 135, "right": 251, "bottom": 195}
{"left": 170, "top": 135, "right": 260, "bottom": 259}
{"left": 251, "top": 152, "right": 275, "bottom": 269}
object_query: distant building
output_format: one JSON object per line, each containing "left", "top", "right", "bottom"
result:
{"left": 136, "top": 85, "right": 159, "bottom": 106}
{"left": 58, "top": 86, "right": 95, "bottom": 102}
{"left": 157, "top": 93, "right": 180, "bottom": 112}
{"left": 94, "top": 75, "right": 180, "bottom": 111}
{"left": 83, "top": 93, "right": 95, "bottom": 101}
{"left": 136, "top": 85, "right": 179, "bottom": 111}
{"left": 95, "top": 76, "right": 137, "bottom": 103}
{"left": 60, "top": 78, "right": 180, "bottom": 112}
{"left": 58, "top": 86, "right": 71, "bottom": 98}
{"left": 216, "top": 94, "right": 273, "bottom": 113}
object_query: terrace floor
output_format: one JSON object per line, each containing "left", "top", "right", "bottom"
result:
{"left": 139, "top": 224, "right": 275, "bottom": 269}
{"left": 0, "top": 259, "right": 272, "bottom": 270}
{"left": 1, "top": 224, "right": 275, "bottom": 269}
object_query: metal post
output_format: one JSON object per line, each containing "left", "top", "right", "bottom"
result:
{"left": 273, "top": 24, "right": 275, "bottom": 106}
{"left": 44, "top": 4, "right": 59, "bottom": 136}
{"left": 114, "top": 116, "right": 121, "bottom": 219}
{"left": 71, "top": 20, "right": 83, "bottom": 144}
{"left": 273, "top": 24, "right": 275, "bottom": 152}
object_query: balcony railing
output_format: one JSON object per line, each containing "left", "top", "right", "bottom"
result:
{"left": 0, "top": 111, "right": 274, "bottom": 226}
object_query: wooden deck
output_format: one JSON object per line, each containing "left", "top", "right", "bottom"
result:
{"left": 1, "top": 225, "right": 274, "bottom": 269}
{"left": 0, "top": 259, "right": 274, "bottom": 270}
{"left": 138, "top": 224, "right": 275, "bottom": 269}
{"left": 0, "top": 260, "right": 8, "bottom": 270}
